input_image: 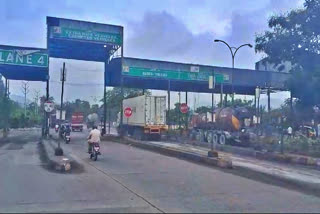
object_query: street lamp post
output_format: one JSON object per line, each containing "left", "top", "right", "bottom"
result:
{"left": 214, "top": 40, "right": 252, "bottom": 105}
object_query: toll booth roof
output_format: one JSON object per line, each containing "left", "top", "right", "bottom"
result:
{"left": 106, "top": 57, "right": 290, "bottom": 95}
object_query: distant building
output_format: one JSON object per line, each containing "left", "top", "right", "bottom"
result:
{"left": 255, "top": 58, "right": 292, "bottom": 73}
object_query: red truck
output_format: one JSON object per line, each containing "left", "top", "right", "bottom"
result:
{"left": 71, "top": 112, "right": 84, "bottom": 132}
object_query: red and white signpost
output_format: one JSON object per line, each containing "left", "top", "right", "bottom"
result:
{"left": 180, "top": 103, "right": 188, "bottom": 114}
{"left": 124, "top": 107, "right": 133, "bottom": 118}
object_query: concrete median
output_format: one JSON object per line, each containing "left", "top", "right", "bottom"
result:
{"left": 102, "top": 135, "right": 232, "bottom": 169}
{"left": 40, "top": 138, "right": 71, "bottom": 172}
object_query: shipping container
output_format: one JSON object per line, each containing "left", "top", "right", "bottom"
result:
{"left": 119, "top": 95, "right": 167, "bottom": 140}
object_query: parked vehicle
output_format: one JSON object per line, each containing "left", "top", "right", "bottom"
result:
{"left": 117, "top": 95, "right": 168, "bottom": 140}
{"left": 298, "top": 125, "right": 316, "bottom": 139}
{"left": 71, "top": 112, "right": 84, "bottom": 132}
{"left": 190, "top": 107, "right": 255, "bottom": 146}
{"left": 87, "top": 113, "right": 99, "bottom": 129}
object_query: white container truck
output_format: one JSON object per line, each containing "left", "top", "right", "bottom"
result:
{"left": 117, "top": 95, "right": 168, "bottom": 140}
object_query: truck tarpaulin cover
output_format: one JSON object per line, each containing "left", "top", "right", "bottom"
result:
{"left": 0, "top": 45, "right": 49, "bottom": 81}
{"left": 47, "top": 16, "right": 123, "bottom": 62}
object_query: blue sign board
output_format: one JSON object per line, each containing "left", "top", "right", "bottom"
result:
{"left": 0, "top": 45, "right": 49, "bottom": 81}
{"left": 47, "top": 17, "right": 123, "bottom": 62}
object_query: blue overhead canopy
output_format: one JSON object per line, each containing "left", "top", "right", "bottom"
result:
{"left": 106, "top": 57, "right": 290, "bottom": 95}
{"left": 0, "top": 45, "right": 49, "bottom": 81}
{"left": 47, "top": 17, "right": 123, "bottom": 62}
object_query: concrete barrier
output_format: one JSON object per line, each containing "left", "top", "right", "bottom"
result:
{"left": 41, "top": 138, "right": 71, "bottom": 172}
{"left": 186, "top": 140, "right": 320, "bottom": 168}
{"left": 115, "top": 137, "right": 233, "bottom": 169}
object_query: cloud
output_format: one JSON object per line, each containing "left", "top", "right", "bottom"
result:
{"left": 125, "top": 10, "right": 253, "bottom": 68}
{"left": 1, "top": 0, "right": 304, "bottom": 106}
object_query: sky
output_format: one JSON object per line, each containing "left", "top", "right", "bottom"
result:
{"left": 1, "top": 0, "right": 304, "bottom": 109}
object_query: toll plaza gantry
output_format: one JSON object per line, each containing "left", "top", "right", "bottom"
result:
{"left": 106, "top": 57, "right": 291, "bottom": 116}
{"left": 0, "top": 16, "right": 291, "bottom": 139}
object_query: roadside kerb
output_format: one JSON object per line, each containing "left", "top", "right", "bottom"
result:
{"left": 103, "top": 135, "right": 232, "bottom": 169}
{"left": 41, "top": 137, "right": 71, "bottom": 172}
{"left": 189, "top": 140, "right": 320, "bottom": 168}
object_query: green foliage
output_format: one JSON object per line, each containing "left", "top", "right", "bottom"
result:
{"left": 223, "top": 98, "right": 254, "bottom": 109}
{"left": 195, "top": 106, "right": 211, "bottom": 114}
{"left": 64, "top": 99, "right": 91, "bottom": 119}
{"left": 256, "top": 0, "right": 320, "bottom": 109}
{"left": 102, "top": 87, "right": 150, "bottom": 122}
{"left": 167, "top": 102, "right": 189, "bottom": 126}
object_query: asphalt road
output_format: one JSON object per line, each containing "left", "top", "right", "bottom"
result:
{"left": 1, "top": 129, "right": 320, "bottom": 213}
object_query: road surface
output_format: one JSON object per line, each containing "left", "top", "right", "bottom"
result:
{"left": 1, "top": 128, "right": 320, "bottom": 213}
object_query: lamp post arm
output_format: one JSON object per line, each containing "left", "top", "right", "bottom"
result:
{"left": 234, "top": 44, "right": 252, "bottom": 58}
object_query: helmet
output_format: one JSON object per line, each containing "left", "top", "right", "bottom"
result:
{"left": 92, "top": 125, "right": 98, "bottom": 129}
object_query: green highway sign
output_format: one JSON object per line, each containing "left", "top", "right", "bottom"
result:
{"left": 0, "top": 49, "right": 48, "bottom": 67}
{"left": 52, "top": 27, "right": 122, "bottom": 45}
{"left": 122, "top": 66, "right": 229, "bottom": 83}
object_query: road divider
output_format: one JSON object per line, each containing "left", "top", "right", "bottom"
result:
{"left": 102, "top": 135, "right": 232, "bottom": 169}
{"left": 40, "top": 138, "right": 71, "bottom": 172}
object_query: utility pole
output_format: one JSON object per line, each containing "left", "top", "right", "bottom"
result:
{"left": 6, "top": 80, "right": 9, "bottom": 98}
{"left": 178, "top": 91, "right": 181, "bottom": 134}
{"left": 3, "top": 78, "right": 9, "bottom": 138}
{"left": 185, "top": 91, "right": 188, "bottom": 130}
{"left": 209, "top": 70, "right": 215, "bottom": 121}
{"left": 167, "top": 80, "right": 171, "bottom": 133}
{"left": 21, "top": 81, "right": 30, "bottom": 117}
{"left": 220, "top": 83, "right": 223, "bottom": 108}
{"left": 56, "top": 62, "right": 66, "bottom": 156}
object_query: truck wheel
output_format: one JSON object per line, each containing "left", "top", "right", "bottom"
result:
{"left": 219, "top": 134, "right": 226, "bottom": 145}
{"left": 213, "top": 133, "right": 219, "bottom": 145}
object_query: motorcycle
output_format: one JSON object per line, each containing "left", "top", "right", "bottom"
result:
{"left": 89, "top": 143, "right": 100, "bottom": 161}
{"left": 64, "top": 133, "right": 71, "bottom": 144}
{"left": 55, "top": 127, "right": 59, "bottom": 133}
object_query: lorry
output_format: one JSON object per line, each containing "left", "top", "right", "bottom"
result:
{"left": 190, "top": 107, "right": 256, "bottom": 146}
{"left": 87, "top": 113, "right": 99, "bottom": 129}
{"left": 117, "top": 95, "right": 168, "bottom": 140}
{"left": 71, "top": 112, "right": 84, "bottom": 132}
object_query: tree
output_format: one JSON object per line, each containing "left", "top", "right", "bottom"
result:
{"left": 167, "top": 103, "right": 189, "bottom": 127}
{"left": 195, "top": 106, "right": 212, "bottom": 114}
{"left": 0, "top": 74, "right": 4, "bottom": 96}
{"left": 102, "top": 87, "right": 150, "bottom": 122}
{"left": 33, "top": 90, "right": 40, "bottom": 115}
{"left": 21, "top": 81, "right": 29, "bottom": 116}
{"left": 255, "top": 0, "right": 320, "bottom": 112}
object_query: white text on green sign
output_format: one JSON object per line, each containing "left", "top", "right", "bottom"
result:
{"left": 0, "top": 50, "right": 48, "bottom": 68}
{"left": 52, "top": 27, "right": 122, "bottom": 45}
{"left": 122, "top": 66, "right": 229, "bottom": 83}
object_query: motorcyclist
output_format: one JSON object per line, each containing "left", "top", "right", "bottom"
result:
{"left": 59, "top": 124, "right": 65, "bottom": 138}
{"left": 65, "top": 124, "right": 71, "bottom": 135}
{"left": 87, "top": 125, "right": 101, "bottom": 153}
{"left": 55, "top": 124, "right": 59, "bottom": 132}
